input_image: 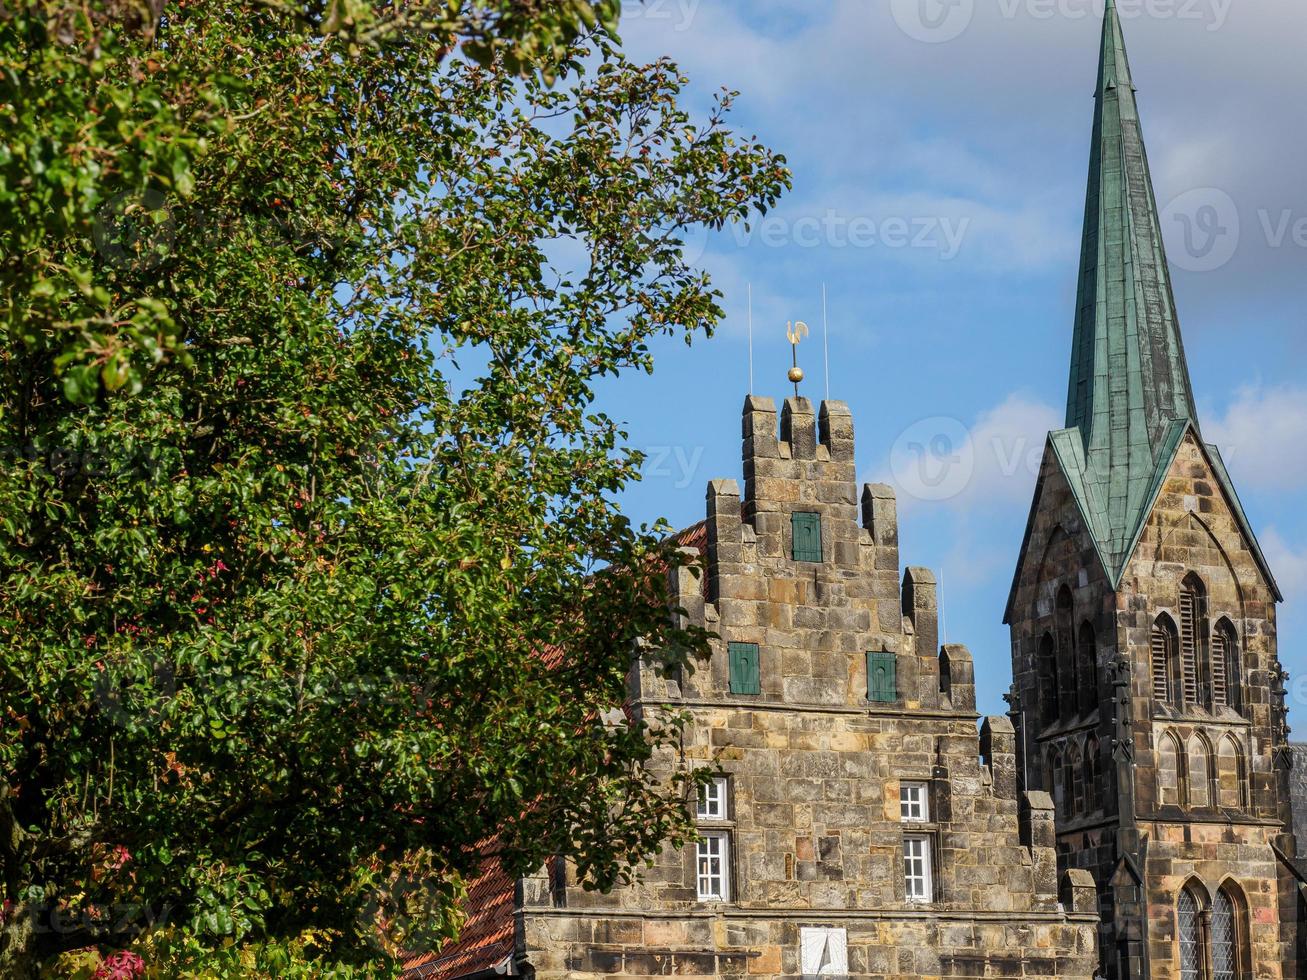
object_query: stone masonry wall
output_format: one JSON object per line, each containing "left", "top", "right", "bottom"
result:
{"left": 1008, "top": 430, "right": 1302, "bottom": 980}
{"left": 517, "top": 396, "right": 1099, "bottom": 980}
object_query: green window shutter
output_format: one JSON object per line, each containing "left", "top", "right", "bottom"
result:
{"left": 729, "top": 642, "right": 761, "bottom": 696}
{"left": 791, "top": 511, "right": 823, "bottom": 563}
{"left": 867, "top": 652, "right": 897, "bottom": 703}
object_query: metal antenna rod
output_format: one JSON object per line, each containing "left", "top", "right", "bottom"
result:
{"left": 822, "top": 282, "right": 831, "bottom": 402}
{"left": 747, "top": 282, "right": 754, "bottom": 395}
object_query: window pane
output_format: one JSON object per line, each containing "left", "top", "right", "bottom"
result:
{"left": 698, "top": 778, "right": 727, "bottom": 820}
{"left": 1179, "top": 890, "right": 1201, "bottom": 980}
{"left": 696, "top": 834, "right": 729, "bottom": 901}
{"left": 900, "top": 783, "right": 929, "bottom": 822}
{"left": 903, "top": 836, "right": 931, "bottom": 903}
{"left": 1213, "top": 891, "right": 1237, "bottom": 980}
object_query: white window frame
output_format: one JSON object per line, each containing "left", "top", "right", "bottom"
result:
{"left": 698, "top": 776, "right": 729, "bottom": 821}
{"left": 696, "top": 831, "right": 731, "bottom": 902}
{"left": 900, "top": 781, "right": 930, "bottom": 822}
{"left": 903, "top": 834, "right": 933, "bottom": 904}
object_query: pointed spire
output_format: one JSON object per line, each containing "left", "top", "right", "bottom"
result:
{"left": 1064, "top": 1, "right": 1199, "bottom": 564}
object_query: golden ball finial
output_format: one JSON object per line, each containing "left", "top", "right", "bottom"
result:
{"left": 788, "top": 366, "right": 805, "bottom": 384}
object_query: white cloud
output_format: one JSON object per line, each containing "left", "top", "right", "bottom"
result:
{"left": 875, "top": 392, "right": 1060, "bottom": 513}
{"left": 1205, "top": 385, "right": 1307, "bottom": 492}
{"left": 1262, "top": 528, "right": 1307, "bottom": 603}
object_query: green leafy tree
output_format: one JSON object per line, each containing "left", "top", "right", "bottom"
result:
{"left": 0, "top": 0, "right": 789, "bottom": 975}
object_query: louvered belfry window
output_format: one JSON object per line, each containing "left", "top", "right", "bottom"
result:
{"left": 1179, "top": 585, "right": 1200, "bottom": 706}
{"left": 1152, "top": 619, "right": 1177, "bottom": 704}
{"left": 1211, "top": 628, "right": 1229, "bottom": 708}
{"left": 1212, "top": 620, "right": 1241, "bottom": 713}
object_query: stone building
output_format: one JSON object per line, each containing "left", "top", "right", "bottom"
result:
{"left": 404, "top": 395, "right": 1101, "bottom": 980}
{"left": 403, "top": 2, "right": 1307, "bottom": 979}
{"left": 1004, "top": 2, "right": 1305, "bottom": 979}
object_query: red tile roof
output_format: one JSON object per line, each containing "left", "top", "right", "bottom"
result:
{"left": 401, "top": 859, "right": 516, "bottom": 979}
{"left": 401, "top": 522, "right": 709, "bottom": 979}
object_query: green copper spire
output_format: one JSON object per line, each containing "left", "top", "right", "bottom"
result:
{"left": 1064, "top": 0, "right": 1199, "bottom": 567}
{"left": 1007, "top": 1, "right": 1281, "bottom": 616}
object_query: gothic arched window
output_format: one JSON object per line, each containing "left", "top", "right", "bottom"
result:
{"left": 1212, "top": 619, "right": 1242, "bottom": 713}
{"left": 1178, "top": 886, "right": 1204, "bottom": 980}
{"left": 1077, "top": 621, "right": 1097, "bottom": 716}
{"left": 1188, "top": 734, "right": 1212, "bottom": 808}
{"left": 1085, "top": 736, "right": 1101, "bottom": 812}
{"left": 1179, "top": 574, "right": 1208, "bottom": 707}
{"left": 1217, "top": 735, "right": 1247, "bottom": 811}
{"left": 1069, "top": 741, "right": 1085, "bottom": 815}
{"left": 1213, "top": 883, "right": 1250, "bottom": 980}
{"left": 1158, "top": 731, "right": 1182, "bottom": 807}
{"left": 1152, "top": 615, "right": 1181, "bottom": 705}
{"left": 1049, "top": 746, "right": 1065, "bottom": 814}
{"left": 1056, "top": 586, "right": 1075, "bottom": 715}
{"left": 1039, "top": 633, "right": 1058, "bottom": 730}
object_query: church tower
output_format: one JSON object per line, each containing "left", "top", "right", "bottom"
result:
{"left": 1006, "top": 3, "right": 1302, "bottom": 978}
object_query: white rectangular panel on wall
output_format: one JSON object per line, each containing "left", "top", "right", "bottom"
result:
{"left": 799, "top": 926, "right": 848, "bottom": 977}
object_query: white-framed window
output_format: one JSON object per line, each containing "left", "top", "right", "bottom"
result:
{"left": 903, "top": 835, "right": 933, "bottom": 904}
{"left": 696, "top": 831, "right": 731, "bottom": 901}
{"left": 900, "top": 781, "right": 930, "bottom": 822}
{"left": 697, "top": 776, "right": 729, "bottom": 820}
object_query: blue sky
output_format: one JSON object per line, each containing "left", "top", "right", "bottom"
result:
{"left": 593, "top": 0, "right": 1307, "bottom": 724}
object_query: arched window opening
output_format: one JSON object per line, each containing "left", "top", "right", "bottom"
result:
{"left": 1212, "top": 620, "right": 1242, "bottom": 714}
{"left": 1039, "top": 633, "right": 1059, "bottom": 730}
{"left": 1085, "top": 737, "right": 1101, "bottom": 812}
{"left": 1188, "top": 735, "right": 1212, "bottom": 808}
{"left": 1069, "top": 742, "right": 1085, "bottom": 815}
{"left": 1077, "top": 621, "right": 1097, "bottom": 716}
{"left": 1212, "top": 885, "right": 1248, "bottom": 980}
{"left": 1217, "top": 736, "right": 1247, "bottom": 811}
{"left": 1056, "top": 587, "right": 1075, "bottom": 716}
{"left": 1158, "top": 731, "right": 1182, "bottom": 807}
{"left": 1153, "top": 615, "right": 1181, "bottom": 705}
{"left": 1049, "top": 747, "right": 1065, "bottom": 814}
{"left": 1179, "top": 574, "right": 1208, "bottom": 707}
{"left": 1178, "top": 887, "right": 1204, "bottom": 980}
